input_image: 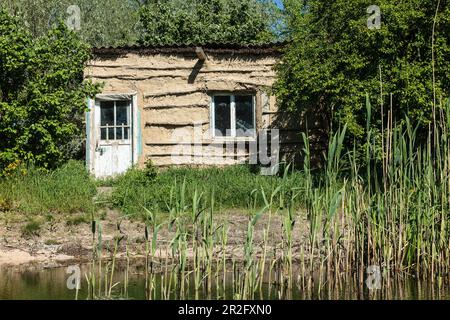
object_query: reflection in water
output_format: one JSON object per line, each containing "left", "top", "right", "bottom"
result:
{"left": 0, "top": 264, "right": 449, "bottom": 300}
{"left": 0, "top": 265, "right": 147, "bottom": 300}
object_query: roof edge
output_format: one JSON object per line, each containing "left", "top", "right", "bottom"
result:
{"left": 91, "top": 41, "right": 289, "bottom": 56}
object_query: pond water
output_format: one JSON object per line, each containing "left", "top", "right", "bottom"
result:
{"left": 1, "top": 264, "right": 449, "bottom": 300}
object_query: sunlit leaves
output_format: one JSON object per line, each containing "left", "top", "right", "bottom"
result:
{"left": 139, "top": 0, "right": 281, "bottom": 45}
{"left": 0, "top": 10, "right": 101, "bottom": 172}
{"left": 275, "top": 0, "right": 450, "bottom": 152}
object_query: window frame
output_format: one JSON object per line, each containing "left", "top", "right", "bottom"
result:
{"left": 211, "top": 93, "right": 256, "bottom": 140}
{"left": 99, "top": 100, "right": 132, "bottom": 142}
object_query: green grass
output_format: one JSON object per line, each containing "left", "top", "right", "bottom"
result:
{"left": 111, "top": 164, "right": 307, "bottom": 217}
{"left": 0, "top": 160, "right": 97, "bottom": 216}
{"left": 66, "top": 213, "right": 90, "bottom": 226}
{"left": 21, "top": 218, "right": 42, "bottom": 236}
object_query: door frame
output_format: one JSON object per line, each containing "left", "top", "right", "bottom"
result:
{"left": 86, "top": 92, "right": 139, "bottom": 177}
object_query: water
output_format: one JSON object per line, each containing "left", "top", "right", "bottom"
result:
{"left": 1, "top": 264, "right": 450, "bottom": 300}
{"left": 0, "top": 264, "right": 148, "bottom": 300}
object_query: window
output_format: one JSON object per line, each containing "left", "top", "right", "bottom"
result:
{"left": 99, "top": 100, "right": 131, "bottom": 141}
{"left": 212, "top": 94, "right": 255, "bottom": 138}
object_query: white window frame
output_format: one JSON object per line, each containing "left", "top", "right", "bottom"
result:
{"left": 211, "top": 93, "right": 256, "bottom": 140}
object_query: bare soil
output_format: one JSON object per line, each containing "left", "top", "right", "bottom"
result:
{"left": 0, "top": 208, "right": 311, "bottom": 268}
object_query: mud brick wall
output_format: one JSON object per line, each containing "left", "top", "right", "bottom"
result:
{"left": 86, "top": 46, "right": 319, "bottom": 168}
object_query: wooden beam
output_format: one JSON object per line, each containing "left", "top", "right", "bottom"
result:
{"left": 143, "top": 103, "right": 209, "bottom": 110}
{"left": 144, "top": 88, "right": 200, "bottom": 98}
{"left": 145, "top": 120, "right": 209, "bottom": 127}
{"left": 195, "top": 47, "right": 207, "bottom": 61}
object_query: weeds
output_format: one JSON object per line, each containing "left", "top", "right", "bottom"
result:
{"left": 80, "top": 97, "right": 450, "bottom": 300}
{"left": 66, "top": 213, "right": 90, "bottom": 226}
{"left": 111, "top": 165, "right": 306, "bottom": 216}
{"left": 2, "top": 97, "right": 450, "bottom": 300}
{"left": 0, "top": 160, "right": 96, "bottom": 216}
{"left": 21, "top": 219, "right": 42, "bottom": 236}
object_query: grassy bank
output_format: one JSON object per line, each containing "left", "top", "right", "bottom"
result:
{"left": 0, "top": 160, "right": 97, "bottom": 217}
{"left": 110, "top": 164, "right": 306, "bottom": 217}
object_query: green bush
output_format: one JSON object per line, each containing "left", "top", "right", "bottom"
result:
{"left": 139, "top": 0, "right": 281, "bottom": 46}
{"left": 116, "top": 160, "right": 158, "bottom": 187}
{"left": 0, "top": 10, "right": 101, "bottom": 172}
{"left": 276, "top": 0, "right": 450, "bottom": 153}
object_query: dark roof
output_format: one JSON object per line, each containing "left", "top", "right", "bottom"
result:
{"left": 92, "top": 41, "right": 288, "bottom": 56}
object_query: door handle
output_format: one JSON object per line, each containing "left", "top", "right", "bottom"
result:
{"left": 95, "top": 142, "right": 105, "bottom": 155}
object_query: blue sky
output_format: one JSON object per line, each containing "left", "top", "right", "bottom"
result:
{"left": 274, "top": 0, "right": 284, "bottom": 8}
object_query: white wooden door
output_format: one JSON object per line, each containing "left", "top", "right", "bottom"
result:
{"left": 94, "top": 100, "right": 133, "bottom": 178}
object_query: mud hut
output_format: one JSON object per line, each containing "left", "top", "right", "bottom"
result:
{"left": 85, "top": 42, "right": 304, "bottom": 178}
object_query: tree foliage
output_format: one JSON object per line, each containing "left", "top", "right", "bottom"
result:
{"left": 0, "top": 0, "right": 142, "bottom": 47}
{"left": 139, "top": 0, "right": 282, "bottom": 45}
{"left": 0, "top": 10, "right": 101, "bottom": 172}
{"left": 275, "top": 0, "right": 450, "bottom": 144}
{"left": 1, "top": 0, "right": 284, "bottom": 47}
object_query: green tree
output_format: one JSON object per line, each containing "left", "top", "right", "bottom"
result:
{"left": 0, "top": 10, "right": 101, "bottom": 171}
{"left": 0, "top": 0, "right": 142, "bottom": 47}
{"left": 139, "top": 0, "right": 282, "bottom": 45}
{"left": 275, "top": 0, "right": 450, "bottom": 146}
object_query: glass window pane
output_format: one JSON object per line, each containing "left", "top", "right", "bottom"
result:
{"left": 101, "top": 128, "right": 107, "bottom": 140}
{"left": 214, "top": 96, "right": 231, "bottom": 137}
{"left": 115, "top": 127, "right": 130, "bottom": 140}
{"left": 100, "top": 128, "right": 115, "bottom": 140}
{"left": 235, "top": 95, "right": 254, "bottom": 137}
{"left": 116, "top": 100, "right": 129, "bottom": 126}
{"left": 116, "top": 127, "right": 123, "bottom": 140}
{"left": 100, "top": 101, "right": 114, "bottom": 126}
{"left": 106, "top": 128, "right": 115, "bottom": 140}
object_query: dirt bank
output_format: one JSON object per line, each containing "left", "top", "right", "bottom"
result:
{"left": 0, "top": 209, "right": 311, "bottom": 268}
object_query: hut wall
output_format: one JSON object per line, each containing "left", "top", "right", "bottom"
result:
{"left": 86, "top": 49, "right": 307, "bottom": 168}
